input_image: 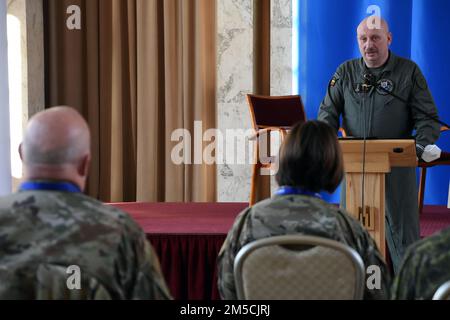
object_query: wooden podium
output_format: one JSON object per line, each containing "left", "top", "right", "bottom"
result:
{"left": 339, "top": 139, "right": 417, "bottom": 257}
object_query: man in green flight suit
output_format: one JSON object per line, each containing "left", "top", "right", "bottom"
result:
{"left": 318, "top": 17, "right": 440, "bottom": 273}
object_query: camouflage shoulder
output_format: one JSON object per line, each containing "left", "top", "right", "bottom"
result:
{"left": 79, "top": 194, "right": 147, "bottom": 237}
{"left": 335, "top": 207, "right": 374, "bottom": 238}
{"left": 335, "top": 207, "right": 360, "bottom": 225}
{"left": 227, "top": 207, "right": 254, "bottom": 241}
{"left": 220, "top": 206, "right": 252, "bottom": 251}
{"left": 407, "top": 227, "right": 450, "bottom": 257}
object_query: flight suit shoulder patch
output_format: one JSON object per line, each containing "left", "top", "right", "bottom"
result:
{"left": 330, "top": 73, "right": 340, "bottom": 87}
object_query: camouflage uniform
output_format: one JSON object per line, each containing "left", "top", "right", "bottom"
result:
{"left": 318, "top": 51, "right": 440, "bottom": 273}
{"left": 391, "top": 227, "right": 450, "bottom": 300}
{"left": 217, "top": 195, "right": 391, "bottom": 300}
{"left": 0, "top": 187, "right": 171, "bottom": 300}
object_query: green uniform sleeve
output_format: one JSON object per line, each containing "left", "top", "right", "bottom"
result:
{"left": 410, "top": 65, "right": 440, "bottom": 150}
{"left": 339, "top": 211, "right": 392, "bottom": 299}
{"left": 122, "top": 228, "right": 172, "bottom": 300}
{"left": 318, "top": 66, "right": 345, "bottom": 131}
{"left": 217, "top": 208, "right": 251, "bottom": 300}
{"left": 390, "top": 247, "right": 419, "bottom": 300}
{"left": 391, "top": 235, "right": 450, "bottom": 300}
{"left": 131, "top": 239, "right": 173, "bottom": 299}
{"left": 358, "top": 227, "right": 392, "bottom": 300}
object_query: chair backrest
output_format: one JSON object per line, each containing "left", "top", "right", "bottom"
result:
{"left": 234, "top": 235, "right": 365, "bottom": 300}
{"left": 433, "top": 280, "right": 450, "bottom": 300}
{"left": 36, "top": 264, "right": 112, "bottom": 300}
{"left": 247, "top": 94, "right": 306, "bottom": 129}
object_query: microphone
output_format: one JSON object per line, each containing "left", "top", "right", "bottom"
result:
{"left": 363, "top": 72, "right": 375, "bottom": 85}
{"left": 359, "top": 73, "right": 372, "bottom": 225}
{"left": 362, "top": 72, "right": 375, "bottom": 91}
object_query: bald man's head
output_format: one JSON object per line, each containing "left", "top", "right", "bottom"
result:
{"left": 357, "top": 17, "right": 392, "bottom": 68}
{"left": 358, "top": 16, "right": 390, "bottom": 33}
{"left": 20, "top": 107, "right": 91, "bottom": 190}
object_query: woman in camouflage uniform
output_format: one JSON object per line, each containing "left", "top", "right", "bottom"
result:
{"left": 218, "top": 120, "right": 391, "bottom": 300}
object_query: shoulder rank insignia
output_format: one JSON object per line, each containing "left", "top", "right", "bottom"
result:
{"left": 330, "top": 73, "right": 340, "bottom": 87}
{"left": 330, "top": 77, "right": 337, "bottom": 87}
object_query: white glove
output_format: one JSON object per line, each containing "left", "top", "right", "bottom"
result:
{"left": 421, "top": 144, "right": 441, "bottom": 162}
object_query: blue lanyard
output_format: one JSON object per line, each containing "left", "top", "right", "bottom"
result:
{"left": 19, "top": 181, "right": 81, "bottom": 193}
{"left": 274, "top": 186, "right": 322, "bottom": 199}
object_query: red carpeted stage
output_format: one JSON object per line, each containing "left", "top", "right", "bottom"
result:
{"left": 110, "top": 202, "right": 247, "bottom": 300}
{"left": 419, "top": 206, "right": 450, "bottom": 238}
{"left": 110, "top": 202, "right": 450, "bottom": 300}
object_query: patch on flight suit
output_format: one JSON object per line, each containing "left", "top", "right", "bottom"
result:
{"left": 376, "top": 79, "right": 394, "bottom": 95}
{"left": 329, "top": 73, "right": 340, "bottom": 87}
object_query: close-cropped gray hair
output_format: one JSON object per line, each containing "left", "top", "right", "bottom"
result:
{"left": 22, "top": 138, "right": 85, "bottom": 165}
{"left": 21, "top": 106, "right": 90, "bottom": 166}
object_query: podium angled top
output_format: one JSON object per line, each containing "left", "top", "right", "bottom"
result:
{"left": 339, "top": 139, "right": 417, "bottom": 173}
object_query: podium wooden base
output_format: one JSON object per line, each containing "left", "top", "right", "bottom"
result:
{"left": 340, "top": 139, "right": 417, "bottom": 260}
{"left": 345, "top": 173, "right": 385, "bottom": 257}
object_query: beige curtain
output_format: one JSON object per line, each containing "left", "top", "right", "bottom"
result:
{"left": 45, "top": 0, "right": 216, "bottom": 202}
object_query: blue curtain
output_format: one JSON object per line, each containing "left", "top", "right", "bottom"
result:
{"left": 295, "top": 0, "right": 450, "bottom": 205}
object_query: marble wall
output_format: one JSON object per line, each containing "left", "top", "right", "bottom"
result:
{"left": 217, "top": 0, "right": 254, "bottom": 202}
{"left": 217, "top": 0, "right": 292, "bottom": 202}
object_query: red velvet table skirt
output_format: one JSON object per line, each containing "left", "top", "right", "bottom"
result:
{"left": 109, "top": 202, "right": 248, "bottom": 300}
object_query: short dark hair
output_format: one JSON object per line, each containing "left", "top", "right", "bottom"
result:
{"left": 275, "top": 120, "right": 343, "bottom": 193}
